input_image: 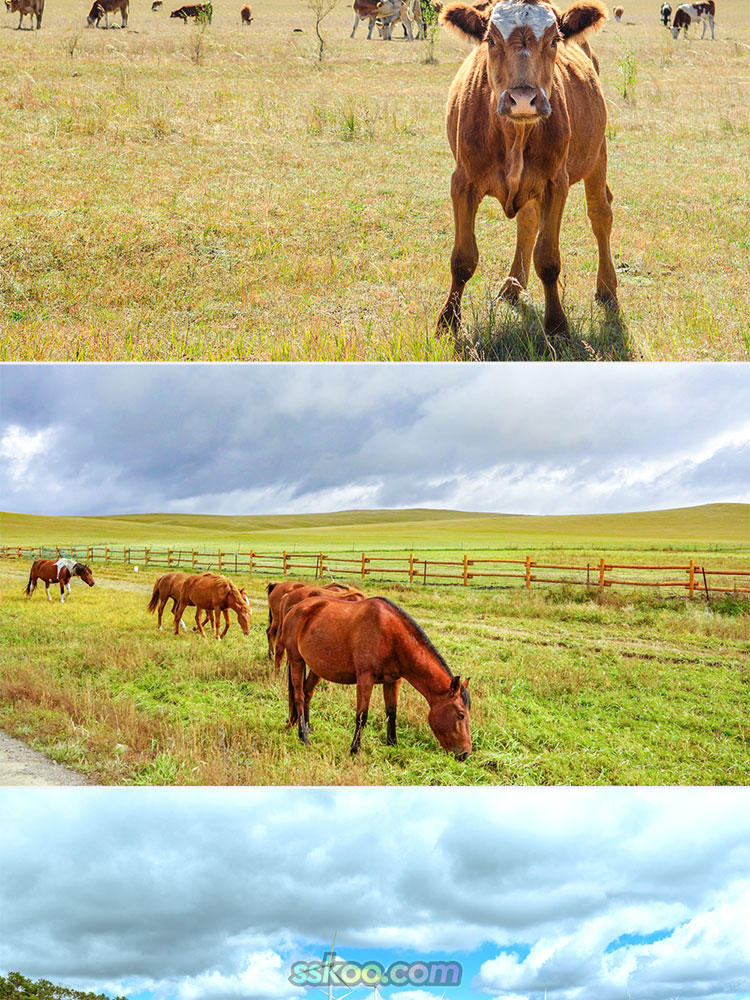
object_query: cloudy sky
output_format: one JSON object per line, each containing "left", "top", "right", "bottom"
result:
{"left": 1, "top": 364, "right": 749, "bottom": 517}
{"left": 1, "top": 787, "right": 749, "bottom": 1000}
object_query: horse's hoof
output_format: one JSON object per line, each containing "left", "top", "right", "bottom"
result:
{"left": 498, "top": 276, "right": 524, "bottom": 304}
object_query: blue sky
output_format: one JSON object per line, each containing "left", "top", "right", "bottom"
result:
{"left": 1, "top": 787, "right": 750, "bottom": 1000}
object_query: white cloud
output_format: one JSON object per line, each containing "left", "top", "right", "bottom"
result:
{"left": 0, "top": 424, "right": 55, "bottom": 482}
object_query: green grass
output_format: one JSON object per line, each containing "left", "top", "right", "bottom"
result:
{"left": 1, "top": 0, "right": 748, "bottom": 359}
{"left": 1, "top": 563, "right": 748, "bottom": 785}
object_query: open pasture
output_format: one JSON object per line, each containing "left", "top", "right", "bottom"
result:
{"left": 1, "top": 0, "right": 748, "bottom": 360}
{"left": 1, "top": 553, "right": 748, "bottom": 785}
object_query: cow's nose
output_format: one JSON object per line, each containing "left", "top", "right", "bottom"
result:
{"left": 508, "top": 88, "right": 538, "bottom": 115}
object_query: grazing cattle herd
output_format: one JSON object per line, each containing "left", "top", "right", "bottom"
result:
{"left": 3, "top": 0, "right": 720, "bottom": 41}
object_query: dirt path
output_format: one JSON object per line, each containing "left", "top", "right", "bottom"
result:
{"left": 0, "top": 730, "right": 89, "bottom": 785}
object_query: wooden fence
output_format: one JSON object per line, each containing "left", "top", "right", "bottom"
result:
{"left": 2, "top": 544, "right": 750, "bottom": 598}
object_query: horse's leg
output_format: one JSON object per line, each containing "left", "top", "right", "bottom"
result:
{"left": 157, "top": 595, "right": 167, "bottom": 629}
{"left": 350, "top": 675, "right": 375, "bottom": 755}
{"left": 303, "top": 671, "right": 322, "bottom": 731}
{"left": 213, "top": 608, "right": 221, "bottom": 640}
{"left": 195, "top": 608, "right": 206, "bottom": 637}
{"left": 220, "top": 610, "right": 230, "bottom": 638}
{"left": 288, "top": 653, "right": 310, "bottom": 744}
{"left": 383, "top": 679, "right": 402, "bottom": 746}
{"left": 59, "top": 578, "right": 66, "bottom": 603}
{"left": 174, "top": 601, "right": 187, "bottom": 635}
{"left": 45, "top": 582, "right": 52, "bottom": 601}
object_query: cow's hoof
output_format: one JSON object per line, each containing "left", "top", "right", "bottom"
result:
{"left": 595, "top": 292, "right": 619, "bottom": 312}
{"left": 498, "top": 276, "right": 524, "bottom": 304}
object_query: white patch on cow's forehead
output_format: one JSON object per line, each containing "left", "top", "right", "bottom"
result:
{"left": 490, "top": 0, "right": 557, "bottom": 39}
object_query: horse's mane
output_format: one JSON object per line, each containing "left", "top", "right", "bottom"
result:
{"left": 376, "top": 598, "right": 471, "bottom": 707}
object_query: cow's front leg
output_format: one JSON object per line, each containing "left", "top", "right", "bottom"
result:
{"left": 584, "top": 153, "right": 618, "bottom": 310}
{"left": 500, "top": 199, "right": 540, "bottom": 304}
{"left": 534, "top": 175, "right": 570, "bottom": 336}
{"left": 437, "top": 173, "right": 481, "bottom": 335}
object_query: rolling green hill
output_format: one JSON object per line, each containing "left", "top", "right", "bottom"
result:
{"left": 1, "top": 503, "right": 747, "bottom": 553}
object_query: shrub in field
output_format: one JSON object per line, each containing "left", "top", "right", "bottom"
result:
{"left": 305, "top": 0, "right": 337, "bottom": 62}
{"left": 617, "top": 41, "right": 638, "bottom": 101}
{"left": 421, "top": 0, "right": 439, "bottom": 63}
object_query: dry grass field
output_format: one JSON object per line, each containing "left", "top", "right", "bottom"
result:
{"left": 1, "top": 0, "right": 748, "bottom": 360}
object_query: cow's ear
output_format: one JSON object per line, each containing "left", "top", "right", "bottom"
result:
{"left": 558, "top": 0, "right": 608, "bottom": 38}
{"left": 439, "top": 1, "right": 491, "bottom": 41}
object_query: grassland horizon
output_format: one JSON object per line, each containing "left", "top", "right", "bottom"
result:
{"left": 2, "top": 501, "right": 749, "bottom": 551}
{"left": 1, "top": 0, "right": 748, "bottom": 360}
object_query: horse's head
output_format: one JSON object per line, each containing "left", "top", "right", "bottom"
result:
{"left": 233, "top": 588, "right": 252, "bottom": 634}
{"left": 428, "top": 676, "right": 471, "bottom": 760}
{"left": 75, "top": 563, "right": 96, "bottom": 587}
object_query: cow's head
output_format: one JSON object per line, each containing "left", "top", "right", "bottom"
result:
{"left": 440, "top": 0, "right": 608, "bottom": 124}
{"left": 87, "top": 1, "right": 103, "bottom": 24}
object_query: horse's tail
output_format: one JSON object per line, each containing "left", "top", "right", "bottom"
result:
{"left": 267, "top": 582, "right": 277, "bottom": 624}
{"left": 24, "top": 566, "right": 35, "bottom": 596}
{"left": 146, "top": 580, "right": 160, "bottom": 613}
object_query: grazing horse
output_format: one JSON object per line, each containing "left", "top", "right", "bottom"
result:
{"left": 265, "top": 580, "right": 355, "bottom": 658}
{"left": 173, "top": 573, "right": 251, "bottom": 638}
{"left": 275, "top": 596, "right": 472, "bottom": 759}
{"left": 25, "top": 558, "right": 95, "bottom": 603}
{"left": 147, "top": 571, "right": 193, "bottom": 629}
{"left": 148, "top": 571, "right": 250, "bottom": 634}
{"left": 271, "top": 587, "right": 366, "bottom": 670}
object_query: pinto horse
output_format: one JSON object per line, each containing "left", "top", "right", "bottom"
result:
{"left": 173, "top": 573, "right": 251, "bottom": 638}
{"left": 25, "top": 558, "right": 95, "bottom": 603}
{"left": 275, "top": 596, "right": 472, "bottom": 759}
{"left": 265, "top": 580, "right": 357, "bottom": 658}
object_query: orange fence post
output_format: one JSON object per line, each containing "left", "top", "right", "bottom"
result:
{"left": 218, "top": 549, "right": 223, "bottom": 573}
{"left": 282, "top": 551, "right": 288, "bottom": 575}
{"left": 167, "top": 548, "right": 172, "bottom": 568}
{"left": 361, "top": 553, "right": 367, "bottom": 579}
{"left": 409, "top": 552, "right": 414, "bottom": 584}
{"left": 192, "top": 549, "right": 197, "bottom": 570}
{"left": 463, "top": 554, "right": 469, "bottom": 586}
{"left": 599, "top": 558, "right": 606, "bottom": 591}
{"left": 688, "top": 559, "right": 695, "bottom": 598}
{"left": 525, "top": 555, "right": 532, "bottom": 589}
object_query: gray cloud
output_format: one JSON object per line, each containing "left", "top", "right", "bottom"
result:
{"left": 1, "top": 364, "right": 749, "bottom": 517}
{"left": 1, "top": 788, "right": 750, "bottom": 1000}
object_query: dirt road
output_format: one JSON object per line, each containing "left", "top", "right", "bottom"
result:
{"left": 0, "top": 731, "right": 89, "bottom": 786}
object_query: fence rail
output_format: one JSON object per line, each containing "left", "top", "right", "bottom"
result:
{"left": 3, "top": 544, "right": 750, "bottom": 598}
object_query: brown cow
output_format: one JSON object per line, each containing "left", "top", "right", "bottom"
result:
{"left": 671, "top": 1, "right": 714, "bottom": 37}
{"left": 435, "top": 0, "right": 618, "bottom": 338}
{"left": 240, "top": 2, "right": 252, "bottom": 23}
{"left": 5, "top": 0, "right": 44, "bottom": 29}
{"left": 351, "top": 0, "right": 405, "bottom": 37}
{"left": 87, "top": 0, "right": 128, "bottom": 26}
{"left": 170, "top": 2, "right": 211, "bottom": 20}
{"left": 613, "top": 4, "right": 623, "bottom": 16}
{"left": 151, "top": 1, "right": 163, "bottom": 8}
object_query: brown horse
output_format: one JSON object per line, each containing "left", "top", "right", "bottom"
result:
{"left": 275, "top": 596, "right": 472, "bottom": 759}
{"left": 25, "top": 558, "right": 95, "bottom": 603}
{"left": 173, "top": 573, "right": 251, "bottom": 638}
{"left": 149, "top": 571, "right": 250, "bottom": 635}
{"left": 147, "top": 572, "right": 192, "bottom": 629}
{"left": 265, "top": 580, "right": 355, "bottom": 657}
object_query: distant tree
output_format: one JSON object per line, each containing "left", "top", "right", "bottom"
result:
{"left": 304, "top": 0, "right": 337, "bottom": 61}
{"left": 0, "top": 973, "right": 127, "bottom": 1000}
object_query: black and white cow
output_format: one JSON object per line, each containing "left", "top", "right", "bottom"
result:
{"left": 671, "top": 0, "right": 715, "bottom": 37}
{"left": 660, "top": 2, "right": 672, "bottom": 25}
